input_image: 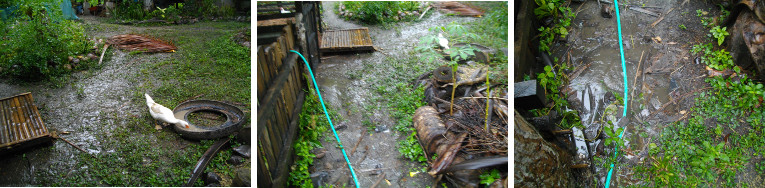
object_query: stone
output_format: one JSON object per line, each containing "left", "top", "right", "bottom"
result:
{"left": 233, "top": 166, "right": 251, "bottom": 187}
{"left": 227, "top": 155, "right": 245, "bottom": 165}
{"left": 204, "top": 172, "right": 222, "bottom": 185}
{"left": 310, "top": 171, "right": 330, "bottom": 188}
{"left": 514, "top": 80, "right": 546, "bottom": 110}
{"left": 232, "top": 145, "right": 250, "bottom": 158}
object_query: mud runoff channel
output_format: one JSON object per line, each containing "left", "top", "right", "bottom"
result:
{"left": 308, "top": 2, "right": 487, "bottom": 187}
{"left": 534, "top": 0, "right": 721, "bottom": 187}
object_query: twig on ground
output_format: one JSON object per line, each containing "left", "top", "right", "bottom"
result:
{"left": 370, "top": 172, "right": 386, "bottom": 188}
{"left": 651, "top": 7, "right": 675, "bottom": 27}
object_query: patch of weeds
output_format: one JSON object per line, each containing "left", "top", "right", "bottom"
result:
{"left": 398, "top": 132, "right": 427, "bottom": 163}
{"left": 0, "top": 0, "right": 94, "bottom": 81}
{"left": 536, "top": 63, "right": 582, "bottom": 129}
{"left": 535, "top": 0, "right": 574, "bottom": 54}
{"left": 479, "top": 169, "right": 501, "bottom": 186}
{"left": 679, "top": 24, "right": 687, "bottom": 30}
{"left": 469, "top": 1, "right": 508, "bottom": 51}
{"left": 697, "top": 9, "right": 714, "bottom": 27}
{"left": 289, "top": 82, "right": 334, "bottom": 187}
{"left": 415, "top": 22, "right": 480, "bottom": 63}
{"left": 709, "top": 26, "right": 729, "bottom": 46}
{"left": 362, "top": 119, "right": 376, "bottom": 134}
{"left": 336, "top": 1, "right": 423, "bottom": 26}
{"left": 691, "top": 31, "right": 734, "bottom": 71}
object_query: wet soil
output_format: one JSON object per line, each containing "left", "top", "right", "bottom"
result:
{"left": 310, "top": 2, "right": 485, "bottom": 187}
{"left": 0, "top": 16, "right": 245, "bottom": 186}
{"left": 549, "top": 0, "right": 720, "bottom": 186}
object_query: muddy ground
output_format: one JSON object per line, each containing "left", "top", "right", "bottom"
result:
{"left": 0, "top": 16, "right": 249, "bottom": 186}
{"left": 308, "top": 2, "right": 503, "bottom": 187}
{"left": 538, "top": 0, "right": 730, "bottom": 186}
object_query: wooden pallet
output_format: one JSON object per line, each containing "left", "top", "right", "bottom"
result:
{"left": 319, "top": 28, "right": 374, "bottom": 53}
{"left": 0, "top": 92, "right": 52, "bottom": 154}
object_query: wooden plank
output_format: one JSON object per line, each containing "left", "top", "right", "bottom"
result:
{"left": 0, "top": 98, "right": 7, "bottom": 144}
{"left": 18, "top": 95, "right": 38, "bottom": 136}
{"left": 257, "top": 17, "right": 295, "bottom": 27}
{"left": 261, "top": 121, "right": 278, "bottom": 175}
{"left": 8, "top": 99, "right": 22, "bottom": 141}
{"left": 271, "top": 89, "right": 305, "bottom": 187}
{"left": 257, "top": 52, "right": 298, "bottom": 138}
{"left": 285, "top": 25, "right": 294, "bottom": 50}
{"left": 2, "top": 99, "right": 13, "bottom": 145}
{"left": 257, "top": 141, "right": 272, "bottom": 187}
{"left": 265, "top": 120, "right": 280, "bottom": 175}
{"left": 24, "top": 94, "right": 43, "bottom": 136}
{"left": 27, "top": 94, "right": 48, "bottom": 134}
{"left": 13, "top": 97, "right": 32, "bottom": 140}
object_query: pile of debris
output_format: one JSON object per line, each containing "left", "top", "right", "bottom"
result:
{"left": 107, "top": 34, "right": 177, "bottom": 53}
{"left": 413, "top": 63, "right": 508, "bottom": 187}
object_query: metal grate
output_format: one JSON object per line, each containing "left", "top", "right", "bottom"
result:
{"left": 319, "top": 28, "right": 374, "bottom": 53}
{"left": 0, "top": 92, "right": 51, "bottom": 152}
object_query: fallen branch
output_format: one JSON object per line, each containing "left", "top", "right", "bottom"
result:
{"left": 630, "top": 51, "right": 644, "bottom": 104}
{"left": 98, "top": 44, "right": 110, "bottom": 65}
{"left": 350, "top": 130, "right": 366, "bottom": 156}
{"left": 651, "top": 7, "right": 675, "bottom": 27}
{"left": 57, "top": 136, "right": 95, "bottom": 158}
{"left": 370, "top": 172, "right": 386, "bottom": 188}
{"left": 629, "top": 6, "right": 660, "bottom": 17}
{"left": 460, "top": 96, "right": 508, "bottom": 101}
{"left": 418, "top": 6, "right": 432, "bottom": 20}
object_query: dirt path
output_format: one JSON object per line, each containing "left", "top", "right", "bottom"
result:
{"left": 553, "top": 0, "right": 719, "bottom": 186}
{"left": 309, "top": 2, "right": 481, "bottom": 187}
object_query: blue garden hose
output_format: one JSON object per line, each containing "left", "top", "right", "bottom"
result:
{"left": 290, "top": 50, "right": 360, "bottom": 188}
{"left": 605, "top": 0, "right": 629, "bottom": 187}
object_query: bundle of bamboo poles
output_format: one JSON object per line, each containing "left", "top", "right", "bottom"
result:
{"left": 107, "top": 34, "right": 177, "bottom": 53}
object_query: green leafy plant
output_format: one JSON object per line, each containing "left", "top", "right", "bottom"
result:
{"left": 337, "top": 1, "right": 422, "bottom": 25}
{"left": 398, "top": 132, "right": 427, "bottom": 163}
{"left": 534, "top": 0, "right": 574, "bottom": 54}
{"left": 479, "top": 169, "right": 501, "bottom": 186}
{"left": 289, "top": 83, "right": 333, "bottom": 187}
{"left": 416, "top": 22, "right": 481, "bottom": 63}
{"left": 691, "top": 43, "right": 734, "bottom": 71}
{"left": 710, "top": 26, "right": 729, "bottom": 46}
{"left": 0, "top": 0, "right": 93, "bottom": 80}
{"left": 679, "top": 24, "right": 686, "bottom": 30}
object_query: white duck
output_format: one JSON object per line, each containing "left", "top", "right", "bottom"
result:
{"left": 280, "top": 7, "right": 291, "bottom": 14}
{"left": 438, "top": 33, "right": 449, "bottom": 49}
{"left": 145, "top": 93, "right": 190, "bottom": 130}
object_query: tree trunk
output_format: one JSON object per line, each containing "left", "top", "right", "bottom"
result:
{"left": 514, "top": 110, "right": 572, "bottom": 187}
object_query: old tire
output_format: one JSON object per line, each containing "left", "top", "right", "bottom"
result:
{"left": 172, "top": 100, "right": 247, "bottom": 140}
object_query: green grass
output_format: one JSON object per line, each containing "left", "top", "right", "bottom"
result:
{"left": 35, "top": 21, "right": 250, "bottom": 186}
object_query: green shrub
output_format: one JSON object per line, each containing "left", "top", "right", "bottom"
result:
{"left": 338, "top": 1, "right": 421, "bottom": 25}
{"left": 113, "top": 0, "right": 148, "bottom": 21}
{"left": 0, "top": 0, "right": 92, "bottom": 80}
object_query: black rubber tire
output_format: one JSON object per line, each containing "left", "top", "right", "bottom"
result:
{"left": 172, "top": 100, "right": 247, "bottom": 140}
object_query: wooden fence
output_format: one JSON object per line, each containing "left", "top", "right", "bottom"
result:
{"left": 256, "top": 1, "right": 322, "bottom": 187}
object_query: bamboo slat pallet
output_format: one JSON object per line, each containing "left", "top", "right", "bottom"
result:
{"left": 0, "top": 92, "right": 52, "bottom": 154}
{"left": 319, "top": 28, "right": 374, "bottom": 53}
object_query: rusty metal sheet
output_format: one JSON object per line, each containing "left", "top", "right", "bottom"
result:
{"left": 0, "top": 92, "right": 51, "bottom": 153}
{"left": 320, "top": 28, "right": 374, "bottom": 53}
